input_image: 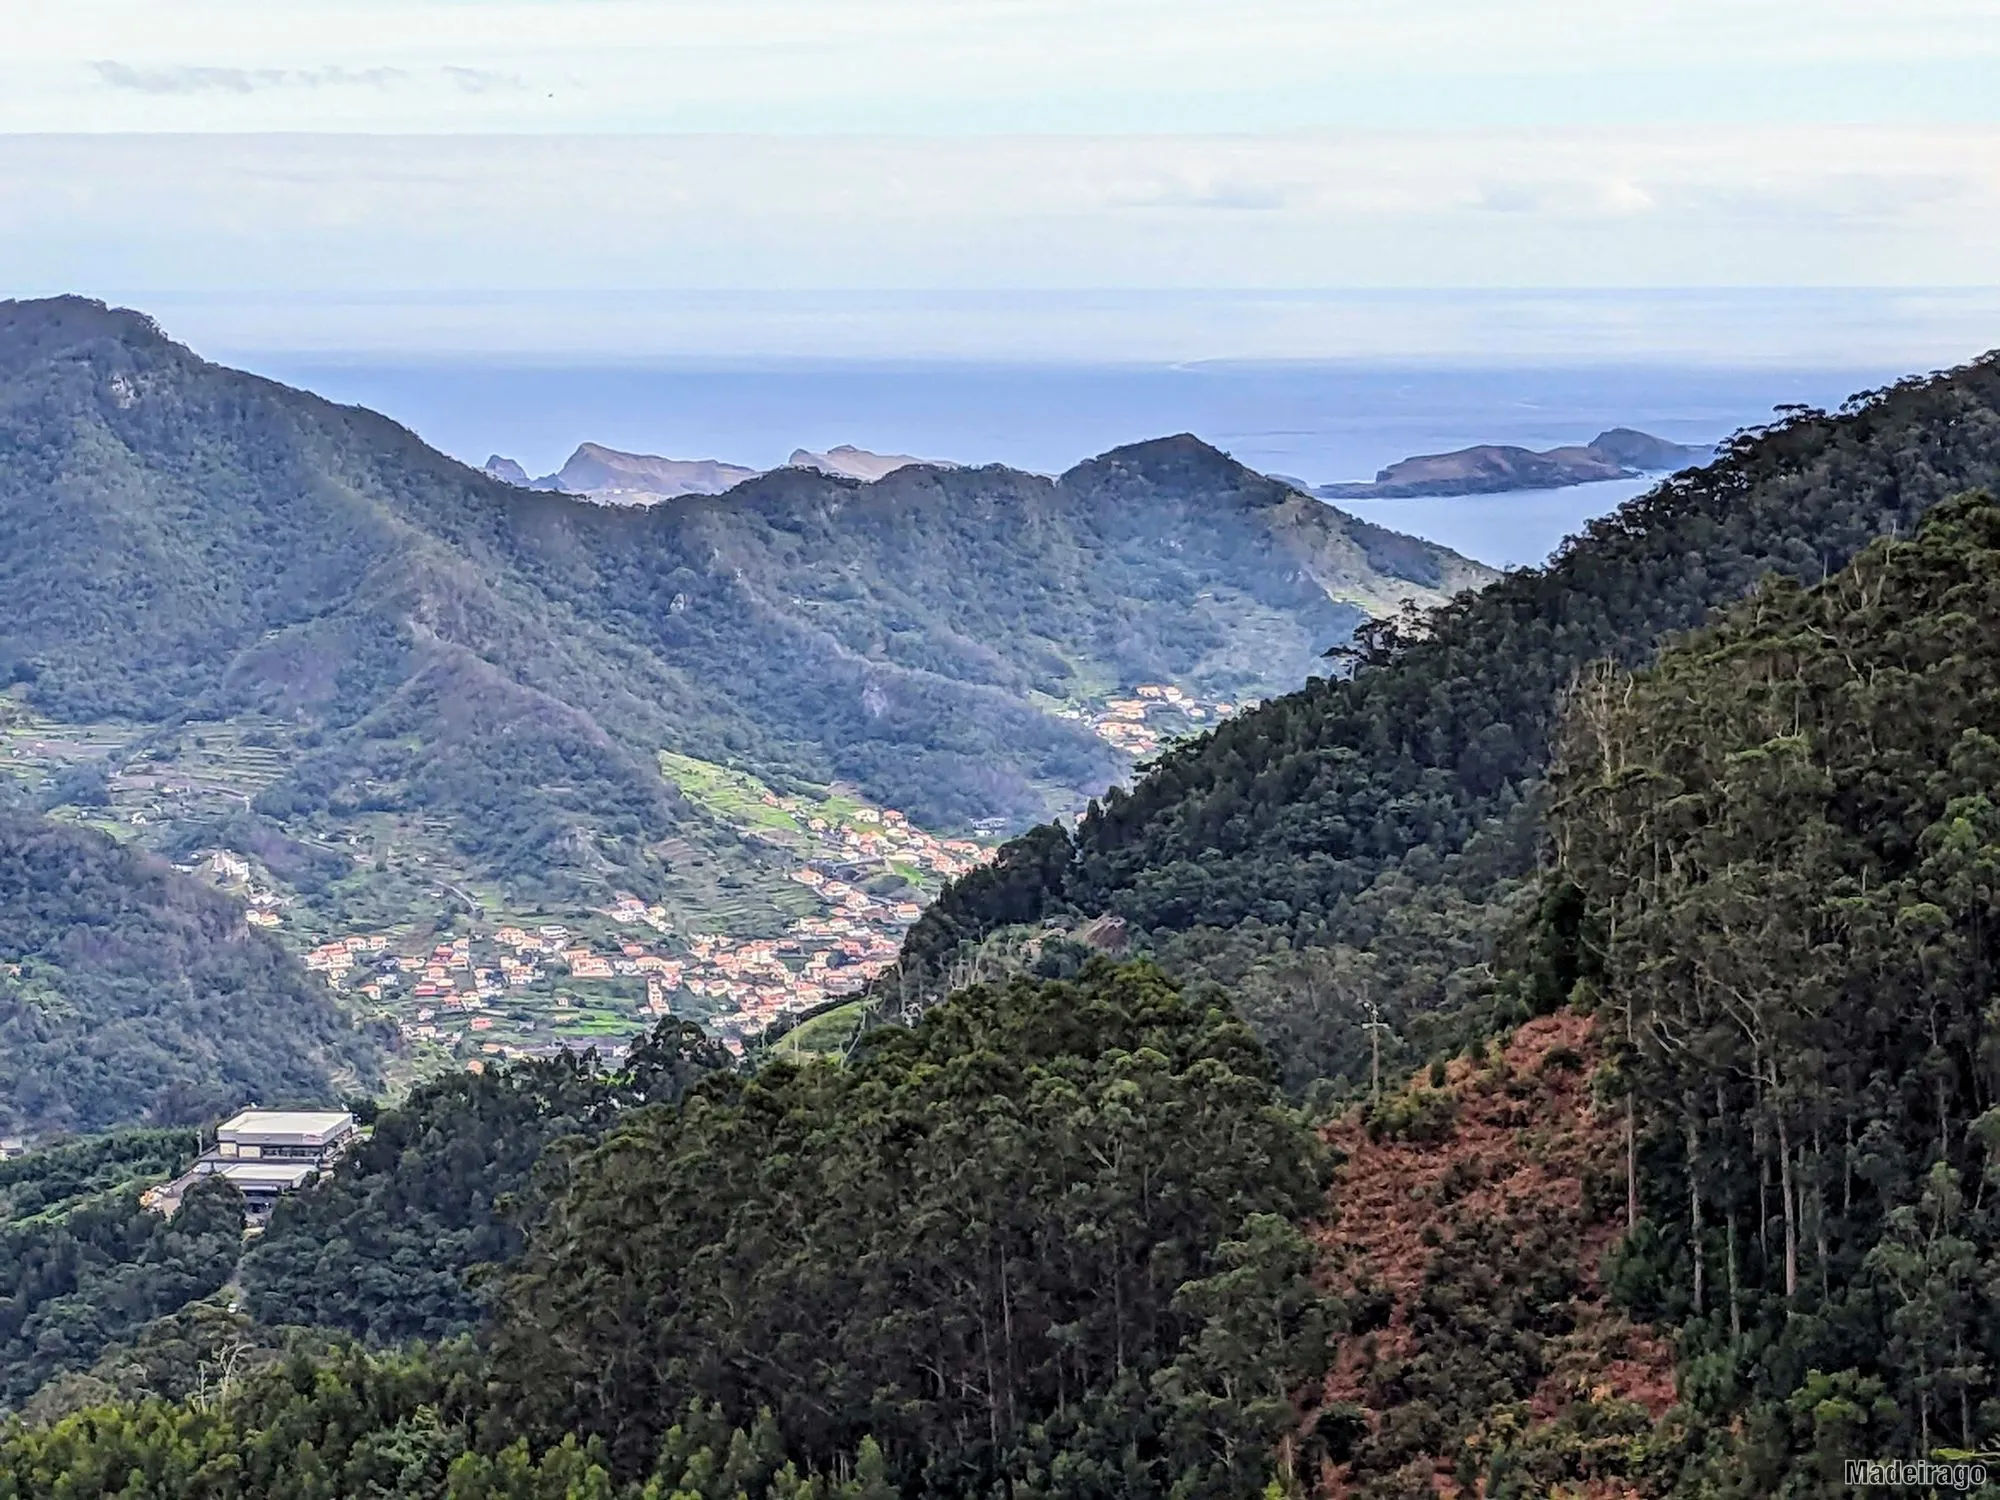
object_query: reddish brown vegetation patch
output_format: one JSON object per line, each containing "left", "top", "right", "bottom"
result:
{"left": 1306, "top": 1011, "right": 1676, "bottom": 1498}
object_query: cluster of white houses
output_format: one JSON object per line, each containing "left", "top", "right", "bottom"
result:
{"left": 145, "top": 1108, "right": 360, "bottom": 1224}
{"left": 1057, "top": 683, "right": 1253, "bottom": 757}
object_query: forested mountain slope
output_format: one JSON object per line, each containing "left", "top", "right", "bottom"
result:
{"left": 0, "top": 1020, "right": 722, "bottom": 1422}
{"left": 0, "top": 1133, "right": 246, "bottom": 1415}
{"left": 13, "top": 419, "right": 2000, "bottom": 1496}
{"left": 0, "top": 963, "right": 1337, "bottom": 1498}
{"left": 237, "top": 1018, "right": 728, "bottom": 1346}
{"left": 0, "top": 297, "right": 1487, "bottom": 907}
{"left": 1530, "top": 490, "right": 2000, "bottom": 1488}
{"left": 1311, "top": 1011, "right": 1675, "bottom": 1495}
{"left": 902, "top": 354, "right": 2000, "bottom": 1086}
{"left": 0, "top": 810, "right": 379, "bottom": 1135}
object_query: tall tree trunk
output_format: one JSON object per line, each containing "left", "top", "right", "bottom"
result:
{"left": 1717, "top": 1083, "right": 1742, "bottom": 1338}
{"left": 1113, "top": 1262, "right": 1126, "bottom": 1377}
{"left": 1810, "top": 1132, "right": 1828, "bottom": 1305}
{"left": 1774, "top": 1080, "right": 1798, "bottom": 1301}
{"left": 977, "top": 1295, "right": 999, "bottom": 1454}
{"left": 1725, "top": 1208, "right": 1742, "bottom": 1341}
{"left": 1960, "top": 1330, "right": 1974, "bottom": 1446}
{"left": 1622, "top": 910, "right": 1637, "bottom": 1235}
{"left": 1685, "top": 1112, "right": 1704, "bottom": 1315}
{"left": 999, "top": 1246, "right": 1016, "bottom": 1439}
{"left": 1936, "top": 1072, "right": 1951, "bottom": 1165}
{"left": 1753, "top": 1065, "right": 1771, "bottom": 1260}
{"left": 1626, "top": 1099, "right": 1639, "bottom": 1235}
{"left": 1843, "top": 1111, "right": 1853, "bottom": 1218}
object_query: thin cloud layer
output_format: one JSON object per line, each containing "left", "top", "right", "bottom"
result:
{"left": 2, "top": 130, "right": 1990, "bottom": 291}
{"left": 10, "top": 0, "right": 1999, "bottom": 133}
{"left": 5, "top": 2, "right": 1995, "bottom": 360}
{"left": 92, "top": 63, "right": 414, "bottom": 94}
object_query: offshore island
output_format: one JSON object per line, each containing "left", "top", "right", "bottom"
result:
{"left": 1315, "top": 425, "right": 1713, "bottom": 499}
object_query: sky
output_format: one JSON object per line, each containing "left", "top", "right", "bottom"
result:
{"left": 4, "top": 0, "right": 1999, "bottom": 363}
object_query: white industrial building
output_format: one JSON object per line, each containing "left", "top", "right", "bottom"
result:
{"left": 146, "top": 1108, "right": 359, "bottom": 1224}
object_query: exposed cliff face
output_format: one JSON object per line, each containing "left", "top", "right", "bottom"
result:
{"left": 1375, "top": 442, "right": 1625, "bottom": 493}
{"left": 540, "top": 442, "right": 762, "bottom": 501}
{"left": 1584, "top": 427, "right": 1710, "bottom": 471}
{"left": 481, "top": 454, "right": 534, "bottom": 487}
{"left": 785, "top": 444, "right": 952, "bottom": 482}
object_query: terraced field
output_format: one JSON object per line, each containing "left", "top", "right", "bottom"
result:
{"left": 0, "top": 697, "right": 294, "bottom": 820}
{"left": 0, "top": 700, "right": 133, "bottom": 793}
{"left": 2, "top": 696, "right": 987, "bottom": 1073}
{"left": 659, "top": 750, "right": 975, "bottom": 903}
{"left": 660, "top": 753, "right": 892, "bottom": 852}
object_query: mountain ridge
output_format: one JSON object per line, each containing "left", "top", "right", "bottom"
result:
{"left": 481, "top": 440, "right": 957, "bottom": 502}
{"left": 0, "top": 295, "right": 1489, "bottom": 910}
{"left": 786, "top": 443, "right": 946, "bottom": 482}
{"left": 528, "top": 441, "right": 761, "bottom": 500}
{"left": 13, "top": 321, "right": 2000, "bottom": 1492}
{"left": 896, "top": 350, "right": 2000, "bottom": 1087}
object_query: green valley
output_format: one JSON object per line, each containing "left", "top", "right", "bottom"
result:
{"left": 18, "top": 295, "right": 2000, "bottom": 1497}
{"left": 0, "top": 295, "right": 1491, "bottom": 1131}
{"left": 8, "top": 0, "right": 2000, "bottom": 1474}
{"left": 899, "top": 354, "right": 2000, "bottom": 1089}
{"left": 0, "top": 296, "right": 1486, "bottom": 869}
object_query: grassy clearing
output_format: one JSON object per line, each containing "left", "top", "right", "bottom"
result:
{"left": 660, "top": 752, "right": 810, "bottom": 840}
{"left": 777, "top": 1000, "right": 867, "bottom": 1058}
{"left": 661, "top": 750, "right": 920, "bottom": 840}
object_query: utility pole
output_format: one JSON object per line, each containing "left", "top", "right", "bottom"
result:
{"left": 1360, "top": 999, "right": 1395, "bottom": 1101}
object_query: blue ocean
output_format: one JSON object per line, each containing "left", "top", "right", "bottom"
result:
{"left": 249, "top": 358, "right": 1899, "bottom": 569}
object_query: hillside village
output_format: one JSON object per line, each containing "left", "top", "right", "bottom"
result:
{"left": 1064, "top": 684, "right": 1255, "bottom": 757}
{"left": 0, "top": 682, "right": 1246, "bottom": 1067}
{"left": 203, "top": 793, "right": 995, "bottom": 1066}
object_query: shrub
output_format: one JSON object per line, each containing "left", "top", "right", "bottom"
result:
{"left": 1536, "top": 1043, "right": 1584, "bottom": 1075}
{"left": 1366, "top": 1087, "right": 1460, "bottom": 1145}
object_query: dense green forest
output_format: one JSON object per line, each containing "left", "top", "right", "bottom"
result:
{"left": 16, "top": 300, "right": 2000, "bottom": 1494}
{"left": 899, "top": 354, "right": 2000, "bottom": 1090}
{"left": 0, "top": 964, "right": 1335, "bottom": 1498}
{"left": 0, "top": 297, "right": 1485, "bottom": 904}
{"left": 0, "top": 809, "right": 380, "bottom": 1135}
{"left": 488, "top": 962, "right": 1332, "bottom": 1493}
{"left": 20, "top": 498, "right": 2000, "bottom": 1491}
{"left": 0, "top": 1132, "right": 194, "bottom": 1223}
{"left": 0, "top": 1130, "right": 239, "bottom": 1412}
{"left": 1542, "top": 489, "right": 2000, "bottom": 1489}
{"left": 240, "top": 1021, "right": 729, "bottom": 1343}
{"left": 0, "top": 1020, "right": 724, "bottom": 1422}
{"left": 0, "top": 1340, "right": 921, "bottom": 1499}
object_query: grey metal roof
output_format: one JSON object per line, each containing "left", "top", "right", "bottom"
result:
{"left": 216, "top": 1109, "right": 355, "bottom": 1146}
{"left": 207, "top": 1160, "right": 319, "bottom": 1190}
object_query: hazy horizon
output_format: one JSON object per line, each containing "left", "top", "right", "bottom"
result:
{"left": 55, "top": 285, "right": 2000, "bottom": 372}
{"left": 207, "top": 350, "right": 1901, "bottom": 570}
{"left": 14, "top": 1, "right": 1996, "bottom": 556}
{"left": 10, "top": 3, "right": 1998, "bottom": 366}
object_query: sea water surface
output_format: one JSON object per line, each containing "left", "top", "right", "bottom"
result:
{"left": 248, "top": 358, "right": 1897, "bottom": 568}
{"left": 1332, "top": 478, "right": 1665, "bottom": 570}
